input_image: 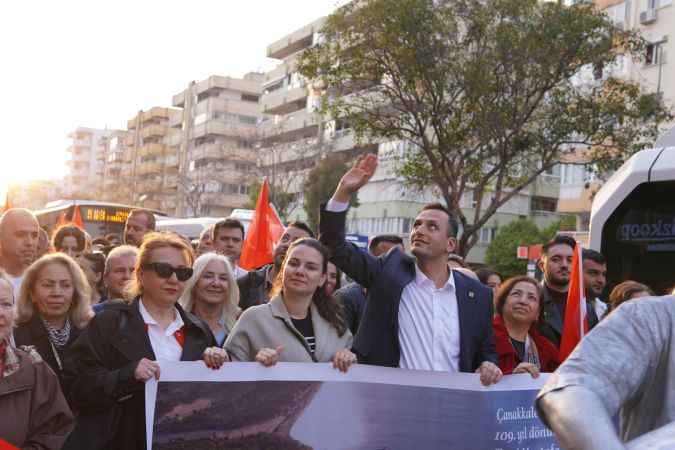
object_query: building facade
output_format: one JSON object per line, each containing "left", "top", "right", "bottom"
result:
{"left": 171, "top": 73, "right": 264, "bottom": 217}
{"left": 65, "top": 127, "right": 114, "bottom": 198}
{"left": 558, "top": 0, "right": 674, "bottom": 230}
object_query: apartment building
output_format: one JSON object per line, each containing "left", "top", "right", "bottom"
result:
{"left": 558, "top": 0, "right": 674, "bottom": 230}
{"left": 65, "top": 127, "right": 114, "bottom": 197}
{"left": 259, "top": 16, "right": 563, "bottom": 263}
{"left": 171, "top": 73, "right": 264, "bottom": 217}
{"left": 126, "top": 107, "right": 180, "bottom": 212}
{"left": 96, "top": 129, "right": 130, "bottom": 203}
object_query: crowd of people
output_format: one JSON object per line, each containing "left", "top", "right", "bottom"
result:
{"left": 0, "top": 155, "right": 672, "bottom": 449}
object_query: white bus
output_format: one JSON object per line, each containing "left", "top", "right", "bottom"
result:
{"left": 155, "top": 209, "right": 255, "bottom": 241}
{"left": 589, "top": 146, "right": 675, "bottom": 294}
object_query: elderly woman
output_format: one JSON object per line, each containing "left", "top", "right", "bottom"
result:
{"left": 64, "top": 232, "right": 228, "bottom": 450}
{"left": 0, "top": 271, "right": 75, "bottom": 449}
{"left": 51, "top": 225, "right": 87, "bottom": 259}
{"left": 226, "top": 238, "right": 356, "bottom": 372}
{"left": 13, "top": 253, "right": 93, "bottom": 385}
{"left": 179, "top": 252, "right": 240, "bottom": 346}
{"left": 492, "top": 276, "right": 559, "bottom": 378}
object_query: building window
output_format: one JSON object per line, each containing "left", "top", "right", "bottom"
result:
{"left": 645, "top": 41, "right": 664, "bottom": 66}
{"left": 530, "top": 196, "right": 557, "bottom": 213}
{"left": 479, "top": 227, "right": 497, "bottom": 244}
{"left": 241, "top": 93, "right": 259, "bottom": 103}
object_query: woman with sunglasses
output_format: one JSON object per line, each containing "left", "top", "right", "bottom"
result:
{"left": 64, "top": 232, "right": 228, "bottom": 450}
{"left": 225, "top": 238, "right": 356, "bottom": 372}
{"left": 179, "top": 252, "right": 240, "bottom": 346}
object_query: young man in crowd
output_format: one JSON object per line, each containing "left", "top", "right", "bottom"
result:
{"left": 123, "top": 209, "right": 155, "bottom": 247}
{"left": 237, "top": 221, "right": 314, "bottom": 310}
{"left": 0, "top": 208, "right": 39, "bottom": 292}
{"left": 582, "top": 248, "right": 608, "bottom": 319}
{"left": 212, "top": 218, "right": 248, "bottom": 278}
{"left": 320, "top": 154, "right": 501, "bottom": 385}
{"left": 335, "top": 234, "right": 404, "bottom": 335}
{"left": 537, "top": 236, "right": 605, "bottom": 348}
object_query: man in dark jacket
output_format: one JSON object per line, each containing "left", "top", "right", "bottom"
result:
{"left": 237, "top": 221, "right": 313, "bottom": 310}
{"left": 335, "top": 234, "right": 404, "bottom": 335}
{"left": 320, "top": 154, "right": 501, "bottom": 385}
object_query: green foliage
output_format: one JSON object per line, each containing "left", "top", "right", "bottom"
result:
{"left": 485, "top": 218, "right": 543, "bottom": 278}
{"left": 540, "top": 215, "right": 577, "bottom": 241}
{"left": 299, "top": 0, "right": 672, "bottom": 256}
{"left": 303, "top": 154, "right": 359, "bottom": 231}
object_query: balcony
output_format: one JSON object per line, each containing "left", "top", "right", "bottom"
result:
{"left": 261, "top": 86, "right": 308, "bottom": 115}
{"left": 259, "top": 110, "right": 320, "bottom": 141}
{"left": 195, "top": 76, "right": 262, "bottom": 98}
{"left": 263, "top": 63, "right": 289, "bottom": 87}
{"left": 138, "top": 143, "right": 166, "bottom": 158}
{"left": 124, "top": 133, "right": 137, "bottom": 147}
{"left": 194, "top": 97, "right": 261, "bottom": 117}
{"left": 136, "top": 179, "right": 163, "bottom": 193}
{"left": 67, "top": 151, "right": 89, "bottom": 163}
{"left": 172, "top": 90, "right": 186, "bottom": 108}
{"left": 140, "top": 124, "right": 168, "bottom": 139}
{"left": 191, "top": 121, "right": 254, "bottom": 139}
{"left": 141, "top": 107, "right": 172, "bottom": 124}
{"left": 136, "top": 162, "right": 163, "bottom": 176}
{"left": 191, "top": 144, "right": 256, "bottom": 163}
{"left": 169, "top": 111, "right": 183, "bottom": 129}
{"left": 266, "top": 18, "right": 325, "bottom": 60}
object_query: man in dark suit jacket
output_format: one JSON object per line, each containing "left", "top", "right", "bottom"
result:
{"left": 320, "top": 154, "right": 501, "bottom": 385}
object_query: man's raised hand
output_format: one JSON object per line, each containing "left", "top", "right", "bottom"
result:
{"left": 332, "top": 153, "right": 378, "bottom": 203}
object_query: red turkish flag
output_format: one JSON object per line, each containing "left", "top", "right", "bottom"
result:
{"left": 239, "top": 178, "right": 284, "bottom": 270}
{"left": 71, "top": 205, "right": 85, "bottom": 230}
{"left": 559, "top": 243, "right": 588, "bottom": 361}
{"left": 0, "top": 439, "right": 20, "bottom": 450}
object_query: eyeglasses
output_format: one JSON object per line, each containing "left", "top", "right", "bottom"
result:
{"left": 142, "top": 262, "right": 193, "bottom": 282}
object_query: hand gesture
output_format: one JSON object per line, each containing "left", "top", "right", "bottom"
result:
{"left": 475, "top": 361, "right": 503, "bottom": 386}
{"left": 134, "top": 358, "right": 161, "bottom": 382}
{"left": 255, "top": 346, "right": 283, "bottom": 367}
{"left": 333, "top": 154, "right": 378, "bottom": 202}
{"left": 203, "top": 347, "right": 229, "bottom": 370}
{"left": 332, "top": 349, "right": 358, "bottom": 373}
{"left": 513, "top": 362, "right": 540, "bottom": 379}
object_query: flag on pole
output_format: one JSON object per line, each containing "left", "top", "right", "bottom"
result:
{"left": 2, "top": 192, "right": 12, "bottom": 213}
{"left": 239, "top": 178, "right": 285, "bottom": 270}
{"left": 71, "top": 205, "right": 85, "bottom": 230}
{"left": 559, "top": 242, "right": 588, "bottom": 361}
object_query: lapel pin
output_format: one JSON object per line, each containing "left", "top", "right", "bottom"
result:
{"left": 468, "top": 291, "right": 475, "bottom": 299}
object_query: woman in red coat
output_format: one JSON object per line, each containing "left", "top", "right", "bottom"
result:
{"left": 492, "top": 276, "right": 559, "bottom": 377}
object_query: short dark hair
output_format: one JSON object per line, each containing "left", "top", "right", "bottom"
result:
{"left": 476, "top": 268, "right": 502, "bottom": 285}
{"left": 542, "top": 234, "right": 576, "bottom": 255}
{"left": 128, "top": 209, "right": 156, "bottom": 230}
{"left": 51, "top": 225, "right": 86, "bottom": 252}
{"left": 92, "top": 237, "right": 110, "bottom": 247}
{"left": 287, "top": 221, "right": 315, "bottom": 238}
{"left": 494, "top": 276, "right": 542, "bottom": 317}
{"left": 582, "top": 248, "right": 606, "bottom": 265}
{"left": 369, "top": 234, "right": 403, "bottom": 253}
{"left": 420, "top": 203, "right": 459, "bottom": 237}
{"left": 213, "top": 218, "right": 245, "bottom": 240}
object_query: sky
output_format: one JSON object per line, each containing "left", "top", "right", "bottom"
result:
{"left": 0, "top": 0, "right": 347, "bottom": 198}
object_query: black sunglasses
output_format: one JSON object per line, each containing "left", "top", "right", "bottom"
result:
{"left": 142, "top": 262, "right": 193, "bottom": 281}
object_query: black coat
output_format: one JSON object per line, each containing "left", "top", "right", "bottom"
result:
{"left": 62, "top": 298, "right": 216, "bottom": 450}
{"left": 237, "top": 264, "right": 273, "bottom": 311}
{"left": 320, "top": 205, "right": 497, "bottom": 371}
{"left": 13, "top": 314, "right": 82, "bottom": 387}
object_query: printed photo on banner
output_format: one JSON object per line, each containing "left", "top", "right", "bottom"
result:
{"left": 145, "top": 362, "right": 560, "bottom": 450}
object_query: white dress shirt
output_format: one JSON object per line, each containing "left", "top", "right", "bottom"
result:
{"left": 139, "top": 299, "right": 184, "bottom": 362}
{"left": 325, "top": 198, "right": 461, "bottom": 372}
{"left": 398, "top": 266, "right": 460, "bottom": 372}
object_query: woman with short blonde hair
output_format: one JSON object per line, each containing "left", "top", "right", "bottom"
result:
{"left": 13, "top": 253, "right": 93, "bottom": 385}
{"left": 179, "top": 252, "right": 240, "bottom": 345}
{"left": 65, "top": 232, "right": 227, "bottom": 450}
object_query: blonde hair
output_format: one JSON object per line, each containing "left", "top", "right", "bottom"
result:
{"left": 178, "top": 253, "right": 240, "bottom": 332}
{"left": 16, "top": 253, "right": 93, "bottom": 329}
{"left": 126, "top": 232, "right": 195, "bottom": 301}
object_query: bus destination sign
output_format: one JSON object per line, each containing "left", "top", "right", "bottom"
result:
{"left": 84, "top": 207, "right": 130, "bottom": 224}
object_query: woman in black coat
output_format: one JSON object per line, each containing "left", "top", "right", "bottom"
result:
{"left": 13, "top": 253, "right": 93, "bottom": 386}
{"left": 64, "top": 232, "right": 228, "bottom": 450}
